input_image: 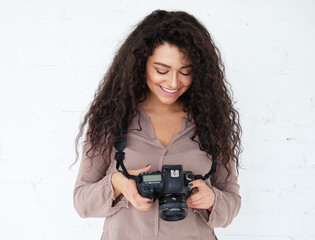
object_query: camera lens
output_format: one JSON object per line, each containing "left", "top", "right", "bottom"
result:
{"left": 158, "top": 194, "right": 187, "bottom": 221}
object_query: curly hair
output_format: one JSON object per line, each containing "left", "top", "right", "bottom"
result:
{"left": 73, "top": 9, "right": 242, "bottom": 179}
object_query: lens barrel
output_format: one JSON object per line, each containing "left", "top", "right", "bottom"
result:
{"left": 158, "top": 194, "right": 187, "bottom": 221}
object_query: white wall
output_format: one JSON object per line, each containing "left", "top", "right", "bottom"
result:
{"left": 0, "top": 0, "right": 314, "bottom": 239}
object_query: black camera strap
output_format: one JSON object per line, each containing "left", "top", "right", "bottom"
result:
{"left": 114, "top": 122, "right": 217, "bottom": 182}
{"left": 194, "top": 122, "right": 217, "bottom": 181}
{"left": 114, "top": 125, "right": 140, "bottom": 181}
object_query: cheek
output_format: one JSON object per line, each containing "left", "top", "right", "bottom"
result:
{"left": 183, "top": 77, "right": 193, "bottom": 88}
{"left": 146, "top": 71, "right": 163, "bottom": 85}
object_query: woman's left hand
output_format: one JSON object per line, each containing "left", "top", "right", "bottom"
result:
{"left": 186, "top": 179, "right": 215, "bottom": 211}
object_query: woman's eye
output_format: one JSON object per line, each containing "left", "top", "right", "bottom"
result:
{"left": 180, "top": 72, "right": 192, "bottom": 76}
{"left": 156, "top": 69, "right": 192, "bottom": 76}
{"left": 157, "top": 70, "right": 168, "bottom": 74}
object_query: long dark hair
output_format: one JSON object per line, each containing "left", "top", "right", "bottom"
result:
{"left": 73, "top": 10, "right": 242, "bottom": 178}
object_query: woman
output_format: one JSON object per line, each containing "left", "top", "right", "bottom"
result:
{"left": 73, "top": 9, "right": 242, "bottom": 240}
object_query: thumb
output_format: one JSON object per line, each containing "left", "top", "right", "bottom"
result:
{"left": 129, "top": 164, "right": 152, "bottom": 176}
{"left": 138, "top": 164, "right": 152, "bottom": 174}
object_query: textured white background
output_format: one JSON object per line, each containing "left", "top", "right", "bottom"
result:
{"left": 0, "top": 0, "right": 314, "bottom": 239}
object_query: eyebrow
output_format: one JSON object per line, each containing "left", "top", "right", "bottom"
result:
{"left": 153, "top": 62, "right": 192, "bottom": 69}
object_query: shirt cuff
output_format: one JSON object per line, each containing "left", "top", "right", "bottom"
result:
{"left": 208, "top": 186, "right": 221, "bottom": 224}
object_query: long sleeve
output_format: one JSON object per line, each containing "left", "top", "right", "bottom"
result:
{"left": 73, "top": 139, "right": 129, "bottom": 218}
{"left": 194, "top": 159, "right": 241, "bottom": 228}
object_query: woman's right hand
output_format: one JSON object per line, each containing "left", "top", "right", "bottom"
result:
{"left": 111, "top": 164, "right": 153, "bottom": 211}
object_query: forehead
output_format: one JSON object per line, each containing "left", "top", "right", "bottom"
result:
{"left": 149, "top": 42, "right": 191, "bottom": 66}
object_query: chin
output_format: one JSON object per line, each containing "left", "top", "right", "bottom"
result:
{"left": 158, "top": 97, "right": 178, "bottom": 105}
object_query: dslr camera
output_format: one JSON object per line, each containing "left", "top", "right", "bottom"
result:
{"left": 136, "top": 165, "right": 195, "bottom": 221}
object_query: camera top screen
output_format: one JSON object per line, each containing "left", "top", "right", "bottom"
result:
{"left": 143, "top": 174, "right": 162, "bottom": 182}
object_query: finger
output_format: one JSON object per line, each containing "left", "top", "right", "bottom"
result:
{"left": 137, "top": 204, "right": 153, "bottom": 211}
{"left": 132, "top": 197, "right": 154, "bottom": 211}
{"left": 187, "top": 200, "right": 200, "bottom": 209}
{"left": 186, "top": 191, "right": 204, "bottom": 203}
{"left": 187, "top": 196, "right": 206, "bottom": 205}
{"left": 186, "top": 190, "right": 215, "bottom": 210}
{"left": 187, "top": 192, "right": 213, "bottom": 209}
{"left": 128, "top": 164, "right": 152, "bottom": 175}
{"left": 134, "top": 193, "right": 153, "bottom": 205}
{"left": 189, "top": 179, "right": 207, "bottom": 191}
{"left": 190, "top": 186, "right": 215, "bottom": 201}
{"left": 186, "top": 199, "right": 209, "bottom": 209}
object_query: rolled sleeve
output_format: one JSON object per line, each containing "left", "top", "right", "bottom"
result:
{"left": 73, "top": 172, "right": 129, "bottom": 218}
{"left": 73, "top": 139, "right": 129, "bottom": 218}
{"left": 194, "top": 160, "right": 241, "bottom": 228}
{"left": 208, "top": 186, "right": 241, "bottom": 228}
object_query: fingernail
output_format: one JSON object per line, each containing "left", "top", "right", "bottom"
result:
{"left": 147, "top": 201, "right": 153, "bottom": 204}
{"left": 187, "top": 184, "right": 193, "bottom": 187}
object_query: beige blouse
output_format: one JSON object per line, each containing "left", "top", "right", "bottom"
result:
{"left": 73, "top": 108, "right": 241, "bottom": 240}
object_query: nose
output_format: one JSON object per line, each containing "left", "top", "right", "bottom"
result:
{"left": 166, "top": 71, "right": 179, "bottom": 89}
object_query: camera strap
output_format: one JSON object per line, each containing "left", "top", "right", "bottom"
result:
{"left": 113, "top": 124, "right": 140, "bottom": 181}
{"left": 114, "top": 121, "right": 217, "bottom": 182}
{"left": 194, "top": 122, "right": 217, "bottom": 181}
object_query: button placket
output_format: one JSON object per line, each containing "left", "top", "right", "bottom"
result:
{"left": 154, "top": 148, "right": 168, "bottom": 236}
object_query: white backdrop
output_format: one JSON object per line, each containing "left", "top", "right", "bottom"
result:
{"left": 0, "top": 0, "right": 314, "bottom": 239}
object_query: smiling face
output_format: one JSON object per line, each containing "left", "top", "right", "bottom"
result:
{"left": 145, "top": 42, "right": 193, "bottom": 109}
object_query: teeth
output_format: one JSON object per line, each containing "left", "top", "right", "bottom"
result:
{"left": 161, "top": 86, "right": 178, "bottom": 93}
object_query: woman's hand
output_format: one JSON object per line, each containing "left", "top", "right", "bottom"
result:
{"left": 186, "top": 179, "right": 215, "bottom": 212}
{"left": 111, "top": 165, "right": 154, "bottom": 211}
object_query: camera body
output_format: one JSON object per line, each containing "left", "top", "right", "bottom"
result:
{"left": 136, "top": 165, "right": 195, "bottom": 221}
